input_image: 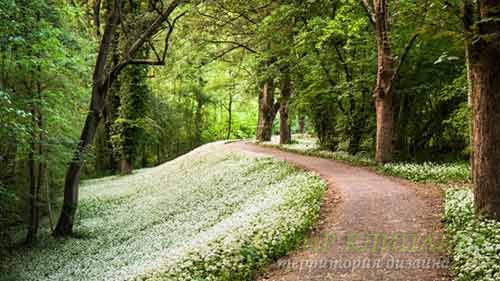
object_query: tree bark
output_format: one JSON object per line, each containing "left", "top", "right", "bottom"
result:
{"left": 374, "top": 89, "right": 394, "bottom": 163}
{"left": 314, "top": 100, "right": 338, "bottom": 151}
{"left": 298, "top": 116, "right": 305, "bottom": 134}
{"left": 468, "top": 1, "right": 500, "bottom": 220}
{"left": 95, "top": 34, "right": 121, "bottom": 174}
{"left": 372, "top": 0, "right": 395, "bottom": 164}
{"left": 348, "top": 119, "right": 363, "bottom": 155}
{"left": 279, "top": 72, "right": 292, "bottom": 145}
{"left": 361, "top": 0, "right": 418, "bottom": 163}
{"left": 54, "top": 101, "right": 104, "bottom": 236}
{"left": 53, "top": 0, "right": 121, "bottom": 237}
{"left": 462, "top": 0, "right": 475, "bottom": 181}
{"left": 26, "top": 106, "right": 39, "bottom": 244}
{"left": 194, "top": 93, "right": 204, "bottom": 146}
{"left": 226, "top": 92, "right": 233, "bottom": 140}
{"left": 256, "top": 78, "right": 276, "bottom": 141}
{"left": 120, "top": 159, "right": 133, "bottom": 175}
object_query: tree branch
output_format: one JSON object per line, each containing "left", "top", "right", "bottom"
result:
{"left": 162, "top": 10, "right": 187, "bottom": 62}
{"left": 387, "top": 33, "right": 419, "bottom": 94}
{"left": 360, "top": 0, "right": 375, "bottom": 28}
{"left": 93, "top": 0, "right": 102, "bottom": 36}
{"left": 93, "top": 0, "right": 122, "bottom": 87}
{"left": 205, "top": 40, "right": 258, "bottom": 54}
{"left": 128, "top": 59, "right": 166, "bottom": 65}
{"left": 125, "top": 0, "right": 184, "bottom": 59}
{"left": 103, "top": 1, "right": 188, "bottom": 90}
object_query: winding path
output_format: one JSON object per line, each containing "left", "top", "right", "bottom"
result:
{"left": 228, "top": 142, "right": 449, "bottom": 281}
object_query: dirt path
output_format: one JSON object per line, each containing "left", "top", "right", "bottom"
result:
{"left": 228, "top": 142, "right": 449, "bottom": 281}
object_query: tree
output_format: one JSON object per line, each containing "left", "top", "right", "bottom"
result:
{"left": 279, "top": 69, "right": 292, "bottom": 144}
{"left": 54, "top": 0, "right": 189, "bottom": 236}
{"left": 256, "top": 69, "right": 278, "bottom": 141}
{"left": 225, "top": 82, "right": 235, "bottom": 140}
{"left": 462, "top": 0, "right": 500, "bottom": 220}
{"left": 360, "top": 0, "right": 419, "bottom": 163}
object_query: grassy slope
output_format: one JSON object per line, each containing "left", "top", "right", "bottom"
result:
{"left": 0, "top": 142, "right": 325, "bottom": 281}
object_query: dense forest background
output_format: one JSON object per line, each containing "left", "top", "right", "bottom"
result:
{"left": 0, "top": 0, "right": 476, "bottom": 246}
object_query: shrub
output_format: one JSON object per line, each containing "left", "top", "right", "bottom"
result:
{"left": 378, "top": 162, "right": 470, "bottom": 183}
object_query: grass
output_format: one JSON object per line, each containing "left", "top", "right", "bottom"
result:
{"left": 0, "top": 142, "right": 326, "bottom": 281}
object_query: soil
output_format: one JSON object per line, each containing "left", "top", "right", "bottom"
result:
{"left": 228, "top": 142, "right": 450, "bottom": 281}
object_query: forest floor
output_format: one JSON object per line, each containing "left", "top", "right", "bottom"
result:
{"left": 1, "top": 142, "right": 326, "bottom": 281}
{"left": 229, "top": 142, "right": 450, "bottom": 281}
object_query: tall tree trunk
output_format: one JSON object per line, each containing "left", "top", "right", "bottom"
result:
{"left": 468, "top": 1, "right": 500, "bottom": 220}
{"left": 194, "top": 94, "right": 204, "bottom": 146}
{"left": 362, "top": 0, "right": 418, "bottom": 163}
{"left": 374, "top": 90, "right": 394, "bottom": 163}
{"left": 279, "top": 72, "right": 292, "bottom": 145}
{"left": 348, "top": 119, "right": 363, "bottom": 155}
{"left": 462, "top": 0, "right": 475, "bottom": 182}
{"left": 54, "top": 100, "right": 103, "bottom": 236}
{"left": 298, "top": 116, "right": 305, "bottom": 134}
{"left": 26, "top": 79, "right": 46, "bottom": 244}
{"left": 54, "top": 1, "right": 121, "bottom": 236}
{"left": 119, "top": 159, "right": 133, "bottom": 175}
{"left": 54, "top": 0, "right": 183, "bottom": 236}
{"left": 373, "top": 0, "right": 395, "bottom": 164}
{"left": 95, "top": 58, "right": 120, "bottom": 174}
{"left": 26, "top": 105, "right": 39, "bottom": 244}
{"left": 226, "top": 92, "right": 233, "bottom": 140}
{"left": 156, "top": 143, "right": 161, "bottom": 165}
{"left": 256, "top": 78, "right": 276, "bottom": 141}
{"left": 141, "top": 144, "right": 148, "bottom": 168}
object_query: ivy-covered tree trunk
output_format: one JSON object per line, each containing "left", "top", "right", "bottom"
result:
{"left": 95, "top": 34, "right": 121, "bottom": 174}
{"left": 112, "top": 2, "right": 151, "bottom": 175}
{"left": 256, "top": 79, "right": 277, "bottom": 142}
{"left": 467, "top": 0, "right": 500, "bottom": 220}
{"left": 279, "top": 72, "right": 292, "bottom": 144}
{"left": 114, "top": 61, "right": 149, "bottom": 175}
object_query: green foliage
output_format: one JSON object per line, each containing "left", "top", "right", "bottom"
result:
{"left": 0, "top": 0, "right": 93, "bottom": 245}
{"left": 142, "top": 36, "right": 258, "bottom": 164}
{"left": 309, "top": 93, "right": 339, "bottom": 150}
{"left": 111, "top": 61, "right": 150, "bottom": 165}
{"left": 0, "top": 0, "right": 491, "bottom": 277}
{"left": 444, "top": 188, "right": 500, "bottom": 281}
